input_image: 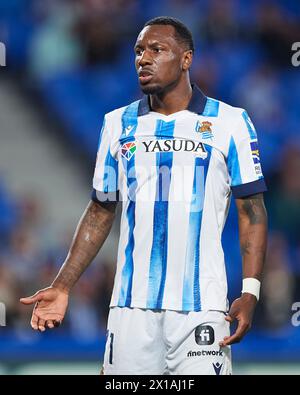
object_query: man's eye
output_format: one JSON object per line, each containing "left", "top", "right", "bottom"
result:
{"left": 135, "top": 49, "right": 142, "bottom": 56}
{"left": 153, "top": 48, "right": 161, "bottom": 53}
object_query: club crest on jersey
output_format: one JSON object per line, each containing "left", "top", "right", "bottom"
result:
{"left": 195, "top": 120, "right": 213, "bottom": 139}
{"left": 121, "top": 141, "right": 136, "bottom": 161}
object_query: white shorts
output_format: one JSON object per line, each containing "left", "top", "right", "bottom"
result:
{"left": 103, "top": 307, "right": 232, "bottom": 375}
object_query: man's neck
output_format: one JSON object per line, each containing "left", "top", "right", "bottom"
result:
{"left": 149, "top": 78, "right": 193, "bottom": 116}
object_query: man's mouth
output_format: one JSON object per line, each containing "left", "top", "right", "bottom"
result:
{"left": 138, "top": 70, "right": 153, "bottom": 84}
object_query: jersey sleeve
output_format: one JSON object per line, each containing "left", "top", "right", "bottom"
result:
{"left": 92, "top": 115, "right": 119, "bottom": 202}
{"left": 227, "top": 110, "right": 267, "bottom": 198}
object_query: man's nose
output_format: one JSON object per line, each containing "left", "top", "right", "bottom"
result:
{"left": 138, "top": 50, "right": 152, "bottom": 67}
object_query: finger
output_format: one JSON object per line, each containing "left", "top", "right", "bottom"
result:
{"left": 219, "top": 322, "right": 249, "bottom": 347}
{"left": 31, "top": 313, "right": 39, "bottom": 330}
{"left": 38, "top": 318, "right": 46, "bottom": 332}
{"left": 225, "top": 315, "right": 234, "bottom": 323}
{"left": 53, "top": 320, "right": 61, "bottom": 328}
{"left": 20, "top": 292, "right": 43, "bottom": 305}
{"left": 45, "top": 320, "right": 55, "bottom": 329}
{"left": 33, "top": 310, "right": 63, "bottom": 321}
{"left": 219, "top": 334, "right": 241, "bottom": 347}
{"left": 219, "top": 336, "right": 230, "bottom": 347}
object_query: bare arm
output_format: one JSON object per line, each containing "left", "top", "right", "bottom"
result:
{"left": 52, "top": 199, "right": 117, "bottom": 293}
{"left": 20, "top": 199, "right": 117, "bottom": 331}
{"left": 220, "top": 193, "right": 268, "bottom": 346}
{"left": 238, "top": 193, "right": 268, "bottom": 280}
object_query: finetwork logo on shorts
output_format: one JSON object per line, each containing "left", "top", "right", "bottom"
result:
{"left": 195, "top": 325, "right": 215, "bottom": 345}
{"left": 0, "top": 302, "right": 6, "bottom": 326}
{"left": 0, "top": 42, "right": 6, "bottom": 66}
{"left": 187, "top": 349, "right": 223, "bottom": 357}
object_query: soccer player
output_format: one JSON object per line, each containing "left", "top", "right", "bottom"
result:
{"left": 20, "top": 17, "right": 268, "bottom": 375}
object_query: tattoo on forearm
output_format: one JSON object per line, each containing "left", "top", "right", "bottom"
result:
{"left": 52, "top": 201, "right": 116, "bottom": 292}
{"left": 241, "top": 195, "right": 267, "bottom": 225}
{"left": 240, "top": 239, "right": 251, "bottom": 257}
{"left": 237, "top": 194, "right": 268, "bottom": 279}
{"left": 240, "top": 236, "right": 266, "bottom": 258}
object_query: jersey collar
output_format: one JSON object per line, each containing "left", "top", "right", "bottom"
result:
{"left": 137, "top": 83, "right": 207, "bottom": 117}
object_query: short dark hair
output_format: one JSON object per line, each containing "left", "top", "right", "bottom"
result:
{"left": 144, "top": 16, "right": 194, "bottom": 53}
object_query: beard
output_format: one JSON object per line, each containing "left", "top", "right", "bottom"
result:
{"left": 140, "top": 78, "right": 180, "bottom": 96}
{"left": 140, "top": 83, "right": 163, "bottom": 95}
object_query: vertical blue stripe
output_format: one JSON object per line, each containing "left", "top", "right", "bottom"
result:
{"left": 227, "top": 136, "right": 242, "bottom": 186}
{"left": 103, "top": 150, "right": 118, "bottom": 193}
{"left": 120, "top": 100, "right": 140, "bottom": 139}
{"left": 182, "top": 146, "right": 212, "bottom": 311}
{"left": 118, "top": 102, "right": 139, "bottom": 307}
{"left": 147, "top": 120, "right": 175, "bottom": 309}
{"left": 202, "top": 98, "right": 219, "bottom": 117}
{"left": 242, "top": 111, "right": 257, "bottom": 140}
{"left": 98, "top": 116, "right": 117, "bottom": 193}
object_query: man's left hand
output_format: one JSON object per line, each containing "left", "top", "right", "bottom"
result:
{"left": 219, "top": 293, "right": 257, "bottom": 347}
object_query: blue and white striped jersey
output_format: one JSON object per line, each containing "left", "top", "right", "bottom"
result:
{"left": 92, "top": 85, "right": 267, "bottom": 312}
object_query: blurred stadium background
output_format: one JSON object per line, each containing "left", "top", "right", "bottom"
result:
{"left": 0, "top": 0, "right": 300, "bottom": 375}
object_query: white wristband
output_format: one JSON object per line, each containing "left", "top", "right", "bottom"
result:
{"left": 242, "top": 278, "right": 261, "bottom": 301}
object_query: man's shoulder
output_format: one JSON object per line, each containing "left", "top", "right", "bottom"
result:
{"left": 200, "top": 97, "right": 252, "bottom": 147}
{"left": 209, "top": 97, "right": 256, "bottom": 143}
{"left": 208, "top": 96, "right": 245, "bottom": 121}
{"left": 104, "top": 99, "right": 141, "bottom": 122}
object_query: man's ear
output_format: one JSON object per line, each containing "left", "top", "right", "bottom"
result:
{"left": 182, "top": 50, "right": 193, "bottom": 71}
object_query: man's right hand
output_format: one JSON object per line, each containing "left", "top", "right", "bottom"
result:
{"left": 20, "top": 287, "right": 69, "bottom": 332}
